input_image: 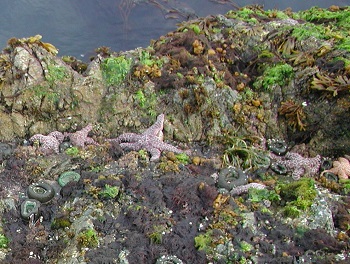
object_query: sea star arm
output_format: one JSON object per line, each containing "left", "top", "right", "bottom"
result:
{"left": 84, "top": 137, "right": 98, "bottom": 146}
{"left": 29, "top": 134, "right": 45, "bottom": 143}
{"left": 149, "top": 148, "right": 161, "bottom": 161}
{"left": 69, "top": 134, "right": 85, "bottom": 148}
{"left": 115, "top": 133, "right": 140, "bottom": 143}
{"left": 48, "top": 131, "right": 64, "bottom": 143}
{"left": 144, "top": 114, "right": 164, "bottom": 136}
{"left": 285, "top": 152, "right": 302, "bottom": 160}
{"left": 119, "top": 142, "right": 143, "bottom": 150}
{"left": 67, "top": 124, "right": 99, "bottom": 147}
{"left": 157, "top": 141, "right": 186, "bottom": 154}
{"left": 292, "top": 167, "right": 304, "bottom": 180}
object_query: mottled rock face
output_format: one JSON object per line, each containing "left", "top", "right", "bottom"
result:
{"left": 0, "top": 6, "right": 349, "bottom": 157}
{"left": 0, "top": 37, "right": 107, "bottom": 139}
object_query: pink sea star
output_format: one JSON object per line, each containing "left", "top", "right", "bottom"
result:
{"left": 108, "top": 114, "right": 189, "bottom": 161}
{"left": 271, "top": 152, "right": 322, "bottom": 180}
{"left": 29, "top": 131, "right": 64, "bottom": 154}
{"left": 64, "top": 124, "right": 98, "bottom": 148}
{"left": 321, "top": 157, "right": 350, "bottom": 180}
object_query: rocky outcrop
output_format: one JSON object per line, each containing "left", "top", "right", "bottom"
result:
{"left": 0, "top": 6, "right": 349, "bottom": 154}
{"left": 0, "top": 6, "right": 350, "bottom": 264}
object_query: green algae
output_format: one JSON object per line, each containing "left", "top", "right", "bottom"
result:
{"left": 0, "top": 233, "right": 9, "bottom": 248}
{"left": 134, "top": 89, "right": 158, "bottom": 117}
{"left": 293, "top": 7, "right": 350, "bottom": 51}
{"left": 98, "top": 184, "right": 119, "bottom": 199}
{"left": 278, "top": 178, "right": 317, "bottom": 218}
{"left": 138, "top": 49, "right": 163, "bottom": 68}
{"left": 29, "top": 84, "right": 60, "bottom": 105}
{"left": 291, "top": 23, "right": 329, "bottom": 41}
{"left": 336, "top": 38, "right": 350, "bottom": 51}
{"left": 296, "top": 6, "right": 350, "bottom": 29}
{"left": 51, "top": 217, "right": 71, "bottom": 230}
{"left": 46, "top": 63, "right": 68, "bottom": 87}
{"left": 226, "top": 7, "right": 266, "bottom": 24}
{"left": 194, "top": 231, "right": 213, "bottom": 252}
{"left": 265, "top": 9, "right": 290, "bottom": 19}
{"left": 175, "top": 153, "right": 190, "bottom": 165}
{"left": 77, "top": 228, "right": 99, "bottom": 248}
{"left": 339, "top": 179, "right": 350, "bottom": 195}
{"left": 181, "top": 24, "right": 201, "bottom": 34}
{"left": 101, "top": 55, "right": 132, "bottom": 86}
{"left": 253, "top": 63, "right": 294, "bottom": 92}
{"left": 65, "top": 146, "right": 80, "bottom": 157}
{"left": 239, "top": 241, "right": 253, "bottom": 253}
{"left": 248, "top": 188, "right": 280, "bottom": 203}
{"left": 134, "top": 89, "right": 147, "bottom": 108}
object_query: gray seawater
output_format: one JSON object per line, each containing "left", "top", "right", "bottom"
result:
{"left": 0, "top": 0, "right": 349, "bottom": 58}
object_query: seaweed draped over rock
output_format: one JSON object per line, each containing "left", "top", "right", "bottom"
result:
{"left": 0, "top": 6, "right": 348, "bottom": 155}
{"left": 0, "top": 5, "right": 350, "bottom": 263}
{"left": 85, "top": 168, "right": 217, "bottom": 264}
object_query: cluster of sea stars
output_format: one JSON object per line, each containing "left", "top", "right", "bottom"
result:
{"left": 107, "top": 114, "right": 189, "bottom": 161}
{"left": 29, "top": 114, "right": 189, "bottom": 160}
{"left": 321, "top": 156, "right": 350, "bottom": 180}
{"left": 29, "top": 124, "right": 97, "bottom": 154}
{"left": 271, "top": 152, "right": 322, "bottom": 180}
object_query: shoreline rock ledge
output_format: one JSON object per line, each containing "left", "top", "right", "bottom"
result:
{"left": 0, "top": 6, "right": 349, "bottom": 157}
{"left": 0, "top": 5, "right": 349, "bottom": 264}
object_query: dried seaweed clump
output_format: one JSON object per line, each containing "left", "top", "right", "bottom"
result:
{"left": 278, "top": 100, "right": 306, "bottom": 131}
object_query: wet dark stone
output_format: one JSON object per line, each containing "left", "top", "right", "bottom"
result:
{"left": 0, "top": 142, "right": 15, "bottom": 161}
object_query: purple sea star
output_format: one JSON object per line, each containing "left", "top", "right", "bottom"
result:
{"left": 29, "top": 131, "right": 64, "bottom": 154}
{"left": 108, "top": 114, "right": 189, "bottom": 161}
{"left": 64, "top": 124, "right": 98, "bottom": 148}
{"left": 271, "top": 152, "right": 321, "bottom": 180}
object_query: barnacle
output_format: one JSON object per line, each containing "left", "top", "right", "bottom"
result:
{"left": 311, "top": 72, "right": 350, "bottom": 96}
{"left": 278, "top": 100, "right": 306, "bottom": 131}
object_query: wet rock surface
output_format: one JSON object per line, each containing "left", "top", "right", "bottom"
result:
{"left": 0, "top": 5, "right": 350, "bottom": 264}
